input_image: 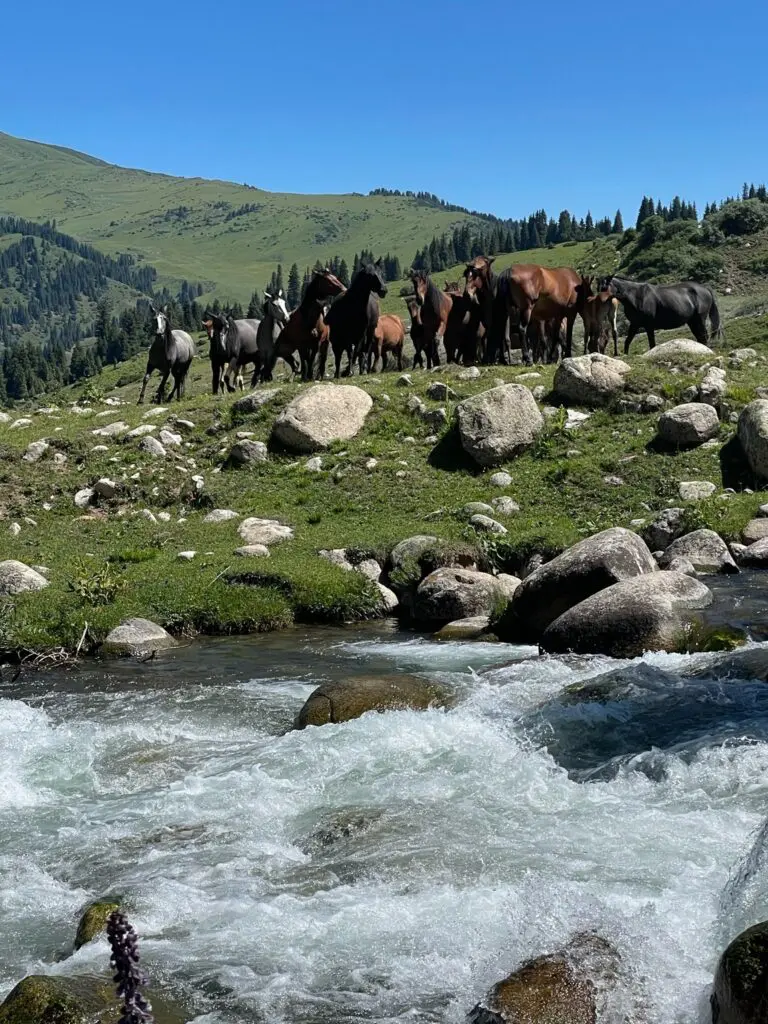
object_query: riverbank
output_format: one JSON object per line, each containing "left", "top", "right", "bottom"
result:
{"left": 2, "top": 316, "right": 768, "bottom": 662}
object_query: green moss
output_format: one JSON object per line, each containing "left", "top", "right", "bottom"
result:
{"left": 74, "top": 901, "right": 120, "bottom": 951}
{"left": 0, "top": 974, "right": 188, "bottom": 1024}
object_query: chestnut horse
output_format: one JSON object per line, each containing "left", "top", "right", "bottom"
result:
{"left": 409, "top": 269, "right": 452, "bottom": 369}
{"left": 265, "top": 269, "right": 346, "bottom": 381}
{"left": 369, "top": 314, "right": 405, "bottom": 371}
{"left": 464, "top": 257, "right": 587, "bottom": 364}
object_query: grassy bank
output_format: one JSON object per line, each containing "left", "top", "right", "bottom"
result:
{"left": 1, "top": 313, "right": 768, "bottom": 659}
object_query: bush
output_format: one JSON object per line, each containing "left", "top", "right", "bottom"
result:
{"left": 712, "top": 199, "right": 768, "bottom": 237}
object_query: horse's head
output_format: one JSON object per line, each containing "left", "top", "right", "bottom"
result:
{"left": 207, "top": 312, "right": 230, "bottom": 356}
{"left": 358, "top": 259, "right": 388, "bottom": 298}
{"left": 264, "top": 289, "right": 291, "bottom": 326}
{"left": 576, "top": 275, "right": 594, "bottom": 310}
{"left": 150, "top": 304, "right": 170, "bottom": 337}
{"left": 599, "top": 275, "right": 618, "bottom": 296}
{"left": 405, "top": 296, "right": 421, "bottom": 323}
{"left": 408, "top": 269, "right": 429, "bottom": 307}
{"left": 463, "top": 256, "right": 494, "bottom": 298}
{"left": 201, "top": 318, "right": 214, "bottom": 340}
{"left": 313, "top": 268, "right": 347, "bottom": 300}
{"left": 444, "top": 280, "right": 460, "bottom": 293}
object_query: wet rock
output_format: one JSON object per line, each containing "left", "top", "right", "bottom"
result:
{"left": 102, "top": 617, "right": 177, "bottom": 656}
{"left": 435, "top": 615, "right": 491, "bottom": 640}
{"left": 470, "top": 514, "right": 507, "bottom": 535}
{"left": 742, "top": 519, "right": 768, "bottom": 544}
{"left": 203, "top": 509, "right": 239, "bottom": 524}
{"left": 227, "top": 439, "right": 268, "bottom": 467}
{"left": 641, "top": 338, "right": 714, "bottom": 363}
{"left": 233, "top": 544, "right": 271, "bottom": 558}
{"left": 499, "top": 527, "right": 657, "bottom": 639}
{"left": 665, "top": 556, "right": 697, "bottom": 576}
{"left": 457, "top": 384, "right": 544, "bottom": 466}
{"left": 489, "top": 471, "right": 513, "bottom": 487}
{"left": 0, "top": 973, "right": 186, "bottom": 1024}
{"left": 491, "top": 496, "right": 520, "bottom": 516}
{"left": 232, "top": 389, "right": 281, "bottom": 414}
{"left": 642, "top": 508, "right": 686, "bottom": 551}
{"left": 541, "top": 571, "right": 712, "bottom": 657}
{"left": 74, "top": 487, "right": 95, "bottom": 509}
{"left": 0, "top": 561, "right": 49, "bottom": 596}
{"left": 661, "top": 529, "right": 738, "bottom": 574}
{"left": 272, "top": 384, "right": 372, "bottom": 452}
{"left": 711, "top": 921, "right": 768, "bottom": 1024}
{"left": 739, "top": 400, "right": 768, "bottom": 481}
{"left": 293, "top": 674, "right": 448, "bottom": 728}
{"left": 414, "top": 567, "right": 509, "bottom": 625}
{"left": 679, "top": 480, "right": 717, "bottom": 501}
{"left": 657, "top": 403, "right": 719, "bottom": 447}
{"left": 740, "top": 538, "right": 768, "bottom": 568}
{"left": 238, "top": 517, "right": 294, "bottom": 546}
{"left": 74, "top": 900, "right": 120, "bottom": 950}
{"left": 22, "top": 440, "right": 49, "bottom": 462}
{"left": 553, "top": 353, "right": 630, "bottom": 407}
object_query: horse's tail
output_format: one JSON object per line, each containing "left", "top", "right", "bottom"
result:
{"left": 709, "top": 291, "right": 724, "bottom": 343}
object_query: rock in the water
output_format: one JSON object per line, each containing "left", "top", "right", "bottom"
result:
{"left": 377, "top": 583, "right": 399, "bottom": 612}
{"left": 679, "top": 480, "right": 717, "bottom": 501}
{"left": 660, "top": 529, "right": 738, "bottom": 574}
{"left": 0, "top": 560, "right": 49, "bottom": 596}
{"left": 293, "top": 675, "right": 447, "bottom": 728}
{"left": 711, "top": 921, "right": 768, "bottom": 1024}
{"left": 91, "top": 420, "right": 129, "bottom": 438}
{"left": 642, "top": 508, "right": 686, "bottom": 551}
{"left": 233, "top": 544, "right": 271, "bottom": 558}
{"left": 272, "top": 384, "right": 372, "bottom": 452}
{"left": 541, "top": 571, "right": 712, "bottom": 657}
{"left": 414, "top": 567, "right": 509, "bottom": 625}
{"left": 232, "top": 389, "right": 281, "bottom": 415}
{"left": 742, "top": 519, "right": 768, "bottom": 544}
{"left": 238, "top": 517, "right": 294, "bottom": 546}
{"left": 74, "top": 487, "right": 95, "bottom": 509}
{"left": 227, "top": 438, "right": 268, "bottom": 467}
{"left": 102, "top": 618, "right": 176, "bottom": 655}
{"left": 657, "top": 403, "right": 719, "bottom": 447}
{"left": 305, "top": 456, "right": 323, "bottom": 472}
{"left": 457, "top": 384, "right": 544, "bottom": 467}
{"left": 74, "top": 900, "right": 120, "bottom": 950}
{"left": 94, "top": 478, "right": 117, "bottom": 499}
{"left": 553, "top": 353, "right": 630, "bottom": 407}
{"left": 491, "top": 496, "right": 520, "bottom": 516}
{"left": 641, "top": 339, "right": 714, "bottom": 363}
{"left": 0, "top": 973, "right": 186, "bottom": 1024}
{"left": 665, "top": 556, "right": 697, "bottom": 576}
{"left": 22, "top": 440, "right": 49, "bottom": 462}
{"left": 139, "top": 435, "right": 166, "bottom": 458}
{"left": 470, "top": 514, "right": 508, "bottom": 535}
{"left": 435, "top": 615, "right": 491, "bottom": 640}
{"left": 489, "top": 471, "right": 513, "bottom": 488}
{"left": 740, "top": 538, "right": 768, "bottom": 568}
{"left": 468, "top": 933, "right": 622, "bottom": 1024}
{"left": 500, "top": 527, "right": 657, "bottom": 639}
{"left": 203, "top": 508, "right": 239, "bottom": 524}
{"left": 738, "top": 400, "right": 768, "bottom": 481}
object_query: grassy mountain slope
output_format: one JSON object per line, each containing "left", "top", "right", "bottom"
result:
{"left": 0, "top": 132, "right": 491, "bottom": 301}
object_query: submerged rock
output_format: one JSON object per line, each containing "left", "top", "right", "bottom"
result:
{"left": 711, "top": 921, "right": 768, "bottom": 1024}
{"left": 293, "top": 675, "right": 448, "bottom": 728}
{"left": 434, "top": 615, "right": 491, "bottom": 640}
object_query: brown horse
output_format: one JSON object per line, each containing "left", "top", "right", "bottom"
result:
{"left": 580, "top": 277, "right": 620, "bottom": 355}
{"left": 369, "top": 314, "right": 405, "bottom": 371}
{"left": 405, "top": 297, "right": 427, "bottom": 368}
{"left": 464, "top": 257, "right": 587, "bottom": 364}
{"left": 409, "top": 269, "right": 452, "bottom": 369}
{"left": 443, "top": 289, "right": 485, "bottom": 365}
{"left": 266, "top": 269, "right": 346, "bottom": 381}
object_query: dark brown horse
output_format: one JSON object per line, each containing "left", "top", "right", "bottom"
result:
{"left": 580, "top": 277, "right": 620, "bottom": 355}
{"left": 369, "top": 314, "right": 405, "bottom": 371}
{"left": 405, "top": 297, "right": 426, "bottom": 368}
{"left": 443, "top": 289, "right": 485, "bottom": 365}
{"left": 409, "top": 269, "right": 452, "bottom": 369}
{"left": 464, "top": 257, "right": 587, "bottom": 364}
{"left": 324, "top": 261, "right": 387, "bottom": 377}
{"left": 266, "top": 269, "right": 346, "bottom": 381}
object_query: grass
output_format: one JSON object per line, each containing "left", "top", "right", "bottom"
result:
{"left": 1, "top": 308, "right": 768, "bottom": 658}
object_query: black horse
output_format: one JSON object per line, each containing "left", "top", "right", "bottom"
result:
{"left": 602, "top": 276, "right": 723, "bottom": 354}
{"left": 323, "top": 261, "right": 387, "bottom": 377}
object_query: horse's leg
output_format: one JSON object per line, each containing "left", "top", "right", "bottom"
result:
{"left": 646, "top": 328, "right": 656, "bottom": 350}
{"left": 518, "top": 308, "right": 533, "bottom": 365}
{"left": 689, "top": 315, "right": 708, "bottom": 346}
{"left": 611, "top": 316, "right": 619, "bottom": 357}
{"left": 224, "top": 357, "right": 238, "bottom": 393}
{"left": 623, "top": 324, "right": 639, "bottom": 355}
{"left": 137, "top": 362, "right": 153, "bottom": 404}
{"left": 565, "top": 314, "right": 575, "bottom": 360}
{"left": 155, "top": 370, "right": 170, "bottom": 403}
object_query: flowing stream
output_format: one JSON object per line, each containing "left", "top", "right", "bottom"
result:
{"left": 3, "top": 576, "right": 768, "bottom": 1022}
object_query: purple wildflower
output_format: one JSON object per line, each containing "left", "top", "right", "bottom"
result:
{"left": 106, "top": 910, "right": 154, "bottom": 1024}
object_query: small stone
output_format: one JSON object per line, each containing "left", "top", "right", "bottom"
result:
{"left": 470, "top": 514, "right": 508, "bottom": 535}
{"left": 741, "top": 519, "right": 768, "bottom": 544}
{"left": 74, "top": 487, "right": 95, "bottom": 509}
{"left": 462, "top": 502, "right": 495, "bottom": 517}
{"left": 103, "top": 617, "right": 176, "bottom": 655}
{"left": 565, "top": 409, "right": 591, "bottom": 429}
{"left": 176, "top": 419, "right": 195, "bottom": 431}
{"left": 159, "top": 429, "right": 182, "bottom": 447}
{"left": 492, "top": 496, "right": 520, "bottom": 516}
{"left": 406, "top": 395, "right": 426, "bottom": 415}
{"left": 233, "top": 544, "right": 271, "bottom": 557}
{"left": 142, "top": 406, "right": 168, "bottom": 419}
{"left": 377, "top": 583, "right": 399, "bottom": 612}
{"left": 8, "top": 522, "right": 21, "bottom": 537}
{"left": 532, "top": 385, "right": 546, "bottom": 401}
{"left": 22, "top": 440, "right": 49, "bottom": 462}
{"left": 320, "top": 549, "right": 354, "bottom": 571}
{"left": 305, "top": 456, "right": 323, "bottom": 472}
{"left": 228, "top": 439, "right": 268, "bottom": 467}
{"left": 140, "top": 436, "right": 166, "bottom": 458}
{"left": 397, "top": 374, "right": 413, "bottom": 387}
{"left": 395, "top": 470, "right": 407, "bottom": 479}
{"left": 642, "top": 394, "right": 664, "bottom": 412}
{"left": 679, "top": 480, "right": 716, "bottom": 501}
{"left": 140, "top": 509, "right": 157, "bottom": 523}
{"left": 426, "top": 382, "right": 457, "bottom": 401}
{"left": 238, "top": 517, "right": 294, "bottom": 545}
{"left": 126, "top": 423, "right": 157, "bottom": 438}
{"left": 203, "top": 509, "right": 239, "bottom": 523}
{"left": 91, "top": 445, "right": 109, "bottom": 453}
{"left": 236, "top": 431, "right": 255, "bottom": 439}
{"left": 603, "top": 475, "right": 624, "bottom": 486}
{"left": 157, "top": 512, "right": 171, "bottom": 522}
{"left": 365, "top": 458, "right": 378, "bottom": 471}
{"left": 52, "top": 452, "right": 67, "bottom": 466}
{"left": 404, "top": 436, "right": 416, "bottom": 443}
{"left": 489, "top": 471, "right": 513, "bottom": 487}
{"left": 94, "top": 478, "right": 117, "bottom": 499}
{"left": 191, "top": 474, "right": 204, "bottom": 492}
{"left": 0, "top": 560, "right": 49, "bottom": 595}
{"left": 10, "top": 418, "right": 33, "bottom": 429}
{"left": 458, "top": 366, "right": 481, "bottom": 380}
{"left": 232, "top": 389, "right": 281, "bottom": 415}
{"left": 178, "top": 550, "right": 196, "bottom": 560}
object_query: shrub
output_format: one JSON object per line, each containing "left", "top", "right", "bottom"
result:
{"left": 712, "top": 199, "right": 768, "bottom": 237}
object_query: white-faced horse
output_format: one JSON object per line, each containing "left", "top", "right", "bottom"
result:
{"left": 138, "top": 306, "right": 195, "bottom": 404}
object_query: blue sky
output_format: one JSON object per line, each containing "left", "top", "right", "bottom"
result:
{"left": 4, "top": 0, "right": 767, "bottom": 223}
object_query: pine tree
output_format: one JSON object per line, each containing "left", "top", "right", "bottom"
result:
{"left": 287, "top": 263, "right": 301, "bottom": 309}
{"left": 338, "top": 259, "right": 350, "bottom": 286}
{"left": 612, "top": 210, "right": 624, "bottom": 234}
{"left": 585, "top": 211, "right": 595, "bottom": 237}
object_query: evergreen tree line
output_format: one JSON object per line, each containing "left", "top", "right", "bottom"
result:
{"left": 702, "top": 183, "right": 768, "bottom": 218}
{"left": 635, "top": 195, "right": 699, "bottom": 228}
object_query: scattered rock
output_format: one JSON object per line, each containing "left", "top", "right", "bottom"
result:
{"left": 231, "top": 389, "right": 281, "bottom": 415}
{"left": 8, "top": 523, "right": 21, "bottom": 537}
{"left": 94, "top": 478, "right": 117, "bottom": 499}
{"left": 532, "top": 385, "right": 546, "bottom": 401}
{"left": 175, "top": 419, "right": 195, "bottom": 431}
{"left": 457, "top": 384, "right": 544, "bottom": 467}
{"left": 177, "top": 551, "right": 196, "bottom": 561}
{"left": 462, "top": 502, "right": 495, "bottom": 518}
{"left": 699, "top": 366, "right": 727, "bottom": 407}
{"left": 489, "top": 471, "right": 513, "bottom": 487}
{"left": 203, "top": 509, "right": 239, "bottom": 524}
{"left": 377, "top": 583, "right": 399, "bottom": 612}
{"left": 658, "top": 403, "right": 719, "bottom": 447}
{"left": 157, "top": 512, "right": 171, "bottom": 522}
{"left": 139, "top": 435, "right": 166, "bottom": 458}
{"left": 711, "top": 920, "right": 768, "bottom": 1024}
{"left": 470, "top": 514, "right": 508, "bottom": 535}
{"left": 427, "top": 381, "right": 457, "bottom": 401}
{"left": 91, "top": 444, "right": 109, "bottom": 453}
{"left": 0, "top": 411, "right": 10, "bottom": 424}
{"left": 233, "top": 544, "right": 271, "bottom": 558}
{"left": 641, "top": 339, "right": 714, "bottom": 363}
{"left": 742, "top": 519, "right": 768, "bottom": 544}
{"left": 422, "top": 406, "right": 448, "bottom": 429}
{"left": 553, "top": 353, "right": 630, "bottom": 407}
{"left": 541, "top": 571, "right": 712, "bottom": 657}
{"left": 293, "top": 674, "right": 448, "bottom": 728}
{"left": 678, "top": 480, "right": 717, "bottom": 501}
{"left": 227, "top": 438, "right": 268, "bottom": 467}
{"left": 159, "top": 428, "right": 182, "bottom": 447}
{"left": 238, "top": 517, "right": 294, "bottom": 546}
{"left": 22, "top": 440, "right": 49, "bottom": 462}
{"left": 0, "top": 561, "right": 49, "bottom": 596}
{"left": 500, "top": 527, "right": 657, "bottom": 639}
{"left": 52, "top": 452, "right": 67, "bottom": 466}
{"left": 74, "top": 899, "right": 121, "bottom": 950}
{"left": 389, "top": 535, "right": 438, "bottom": 571}
{"left": 9, "top": 418, "right": 32, "bottom": 429}
{"left": 729, "top": 347, "right": 758, "bottom": 365}
{"left": 397, "top": 374, "right": 413, "bottom": 387}
{"left": 458, "top": 365, "right": 481, "bottom": 380}
{"left": 319, "top": 548, "right": 354, "bottom": 571}
{"left": 414, "top": 567, "right": 510, "bottom": 625}
{"left": 491, "top": 496, "right": 520, "bottom": 516}
{"left": 406, "top": 394, "right": 426, "bottom": 416}
{"left": 565, "top": 409, "right": 591, "bottom": 429}
{"left": 603, "top": 475, "right": 624, "bottom": 486}
{"left": 139, "top": 509, "right": 157, "bottom": 523}
{"left": 365, "top": 458, "right": 378, "bottom": 471}
{"left": 642, "top": 393, "right": 665, "bottom": 412}
{"left": 642, "top": 508, "right": 686, "bottom": 551}
{"left": 74, "top": 487, "right": 95, "bottom": 509}
{"left": 305, "top": 456, "right": 323, "bottom": 472}
{"left": 435, "top": 615, "right": 490, "bottom": 640}
{"left": 126, "top": 423, "right": 157, "bottom": 438}
{"left": 272, "top": 384, "right": 372, "bottom": 452}
{"left": 661, "top": 529, "right": 738, "bottom": 574}
{"left": 497, "top": 573, "right": 522, "bottom": 599}
{"left": 356, "top": 559, "right": 382, "bottom": 582}
{"left": 103, "top": 618, "right": 177, "bottom": 656}
{"left": 740, "top": 538, "right": 768, "bottom": 568}
{"left": 738, "top": 400, "right": 768, "bottom": 481}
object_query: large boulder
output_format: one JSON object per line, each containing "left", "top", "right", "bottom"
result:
{"left": 389, "top": 535, "right": 438, "bottom": 571}
{"left": 641, "top": 339, "right": 714, "bottom": 363}
{"left": 0, "top": 973, "right": 186, "bottom": 1024}
{"left": 0, "top": 560, "right": 49, "bottom": 596}
{"left": 272, "top": 384, "right": 372, "bottom": 453}
{"left": 738, "top": 400, "right": 768, "bottom": 480}
{"left": 457, "top": 384, "right": 543, "bottom": 467}
{"left": 500, "top": 527, "right": 657, "bottom": 639}
{"left": 468, "top": 933, "right": 621, "bottom": 1024}
{"left": 553, "top": 353, "right": 630, "bottom": 407}
{"left": 293, "top": 675, "right": 448, "bottom": 728}
{"left": 102, "top": 617, "right": 176, "bottom": 656}
{"left": 541, "top": 571, "right": 713, "bottom": 658}
{"left": 660, "top": 529, "right": 738, "bottom": 574}
{"left": 657, "top": 403, "right": 719, "bottom": 448}
{"left": 711, "top": 921, "right": 768, "bottom": 1024}
{"left": 413, "top": 567, "right": 508, "bottom": 625}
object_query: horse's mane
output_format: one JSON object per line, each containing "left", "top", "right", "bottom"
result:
{"left": 425, "top": 278, "right": 444, "bottom": 315}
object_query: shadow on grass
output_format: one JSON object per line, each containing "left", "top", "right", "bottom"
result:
{"left": 427, "top": 424, "right": 480, "bottom": 473}
{"left": 720, "top": 435, "right": 759, "bottom": 491}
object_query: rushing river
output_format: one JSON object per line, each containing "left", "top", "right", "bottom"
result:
{"left": 3, "top": 576, "right": 768, "bottom": 1023}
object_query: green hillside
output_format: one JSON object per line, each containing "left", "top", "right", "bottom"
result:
{"left": 0, "top": 132, "right": 492, "bottom": 301}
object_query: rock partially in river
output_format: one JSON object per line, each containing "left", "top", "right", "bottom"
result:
{"left": 434, "top": 615, "right": 491, "bottom": 640}
{"left": 742, "top": 518, "right": 768, "bottom": 544}
{"left": 0, "top": 973, "right": 186, "bottom": 1024}
{"left": 74, "top": 899, "right": 121, "bottom": 950}
{"left": 293, "top": 675, "right": 448, "bottom": 728}
{"left": 711, "top": 921, "right": 768, "bottom": 1024}
{"left": 540, "top": 571, "right": 713, "bottom": 658}
{"left": 413, "top": 567, "right": 508, "bottom": 625}
{"left": 660, "top": 529, "right": 738, "bottom": 574}
{"left": 102, "top": 618, "right": 177, "bottom": 656}
{"left": 740, "top": 537, "right": 768, "bottom": 568}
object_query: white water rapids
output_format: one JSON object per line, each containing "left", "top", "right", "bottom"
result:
{"left": 2, "top": 625, "right": 768, "bottom": 1023}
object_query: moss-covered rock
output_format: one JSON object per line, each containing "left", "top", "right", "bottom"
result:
{"left": 0, "top": 974, "right": 187, "bottom": 1024}
{"left": 293, "top": 674, "right": 449, "bottom": 728}
{"left": 74, "top": 900, "right": 121, "bottom": 950}
{"left": 712, "top": 921, "right": 768, "bottom": 1024}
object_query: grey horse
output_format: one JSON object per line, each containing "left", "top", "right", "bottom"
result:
{"left": 138, "top": 306, "right": 195, "bottom": 404}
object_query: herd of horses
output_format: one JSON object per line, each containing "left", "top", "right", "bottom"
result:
{"left": 137, "top": 258, "right": 724, "bottom": 403}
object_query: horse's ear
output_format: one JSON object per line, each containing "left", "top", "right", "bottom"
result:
{"left": 162, "top": 304, "right": 169, "bottom": 314}
{"left": 150, "top": 304, "right": 157, "bottom": 315}
{"left": 486, "top": 257, "right": 496, "bottom": 266}
{"left": 278, "top": 288, "right": 283, "bottom": 297}
{"left": 264, "top": 291, "right": 272, "bottom": 300}
{"left": 375, "top": 257, "right": 383, "bottom": 267}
